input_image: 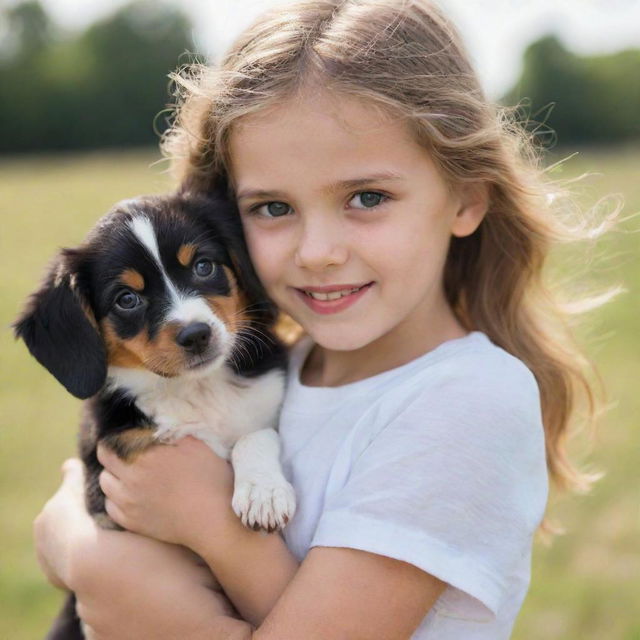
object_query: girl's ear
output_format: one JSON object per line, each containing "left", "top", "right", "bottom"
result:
{"left": 14, "top": 250, "right": 107, "bottom": 399}
{"left": 451, "top": 183, "right": 490, "bottom": 238}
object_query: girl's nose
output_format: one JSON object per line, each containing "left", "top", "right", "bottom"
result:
{"left": 294, "top": 214, "right": 348, "bottom": 271}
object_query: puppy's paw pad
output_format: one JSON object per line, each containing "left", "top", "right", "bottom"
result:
{"left": 232, "top": 479, "right": 296, "bottom": 532}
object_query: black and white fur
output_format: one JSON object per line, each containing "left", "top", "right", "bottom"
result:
{"left": 15, "top": 190, "right": 295, "bottom": 639}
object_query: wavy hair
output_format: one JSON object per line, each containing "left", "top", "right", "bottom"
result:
{"left": 162, "top": 0, "right": 619, "bottom": 527}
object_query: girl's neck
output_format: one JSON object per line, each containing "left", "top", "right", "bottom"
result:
{"left": 300, "top": 305, "right": 469, "bottom": 388}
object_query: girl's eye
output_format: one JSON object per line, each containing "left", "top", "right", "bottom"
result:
{"left": 253, "top": 201, "right": 291, "bottom": 218}
{"left": 193, "top": 259, "right": 215, "bottom": 278}
{"left": 349, "top": 191, "right": 387, "bottom": 209}
{"left": 115, "top": 291, "right": 141, "bottom": 311}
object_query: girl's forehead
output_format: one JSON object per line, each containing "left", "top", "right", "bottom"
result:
{"left": 232, "top": 89, "right": 406, "bottom": 143}
{"left": 228, "top": 90, "right": 426, "bottom": 185}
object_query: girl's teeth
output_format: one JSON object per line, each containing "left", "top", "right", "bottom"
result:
{"left": 306, "top": 286, "right": 362, "bottom": 301}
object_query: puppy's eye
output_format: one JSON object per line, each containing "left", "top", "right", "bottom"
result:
{"left": 115, "top": 291, "right": 141, "bottom": 310}
{"left": 193, "top": 259, "right": 215, "bottom": 278}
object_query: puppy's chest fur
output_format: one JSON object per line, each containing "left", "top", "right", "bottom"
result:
{"left": 103, "top": 366, "right": 286, "bottom": 459}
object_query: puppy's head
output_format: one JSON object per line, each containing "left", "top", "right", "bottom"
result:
{"left": 14, "top": 192, "right": 275, "bottom": 398}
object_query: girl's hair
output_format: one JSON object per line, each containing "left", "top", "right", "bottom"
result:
{"left": 162, "top": 0, "right": 618, "bottom": 525}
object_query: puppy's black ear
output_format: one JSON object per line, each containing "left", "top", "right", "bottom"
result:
{"left": 228, "top": 240, "right": 279, "bottom": 327}
{"left": 14, "top": 250, "right": 106, "bottom": 399}
{"left": 178, "top": 172, "right": 230, "bottom": 200}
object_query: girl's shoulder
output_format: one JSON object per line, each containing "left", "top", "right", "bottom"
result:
{"left": 390, "top": 333, "right": 543, "bottom": 455}
{"left": 416, "top": 331, "right": 540, "bottom": 402}
{"left": 361, "top": 331, "right": 543, "bottom": 454}
{"left": 402, "top": 331, "right": 541, "bottom": 423}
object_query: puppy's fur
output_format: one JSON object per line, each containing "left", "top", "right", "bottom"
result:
{"left": 15, "top": 190, "right": 295, "bottom": 639}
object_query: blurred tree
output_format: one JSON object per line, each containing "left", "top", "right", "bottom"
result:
{"left": 0, "top": 0, "right": 196, "bottom": 153}
{"left": 5, "top": 0, "right": 52, "bottom": 56}
{"left": 504, "top": 35, "right": 640, "bottom": 146}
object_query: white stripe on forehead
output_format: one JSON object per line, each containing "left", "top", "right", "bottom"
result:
{"left": 128, "top": 216, "right": 179, "bottom": 305}
{"left": 126, "top": 216, "right": 227, "bottom": 335}
{"left": 129, "top": 215, "right": 162, "bottom": 264}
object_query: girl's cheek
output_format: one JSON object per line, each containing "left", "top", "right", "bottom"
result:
{"left": 245, "top": 228, "right": 287, "bottom": 283}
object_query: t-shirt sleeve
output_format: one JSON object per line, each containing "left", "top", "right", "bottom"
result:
{"left": 309, "top": 354, "right": 549, "bottom": 620}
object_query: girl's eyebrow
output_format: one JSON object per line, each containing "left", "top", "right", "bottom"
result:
{"left": 236, "top": 172, "right": 405, "bottom": 201}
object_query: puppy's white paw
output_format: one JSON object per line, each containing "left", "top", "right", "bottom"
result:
{"left": 232, "top": 476, "right": 296, "bottom": 532}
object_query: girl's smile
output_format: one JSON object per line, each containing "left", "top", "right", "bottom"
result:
{"left": 230, "top": 88, "right": 488, "bottom": 385}
{"left": 293, "top": 281, "right": 375, "bottom": 315}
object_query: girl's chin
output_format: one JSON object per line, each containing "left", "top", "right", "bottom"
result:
{"left": 303, "top": 325, "right": 379, "bottom": 352}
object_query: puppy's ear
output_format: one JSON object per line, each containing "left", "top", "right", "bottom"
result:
{"left": 14, "top": 249, "right": 107, "bottom": 399}
{"left": 228, "top": 241, "right": 279, "bottom": 327}
{"left": 178, "top": 172, "right": 231, "bottom": 200}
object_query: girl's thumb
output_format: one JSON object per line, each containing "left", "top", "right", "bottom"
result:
{"left": 60, "top": 458, "right": 85, "bottom": 491}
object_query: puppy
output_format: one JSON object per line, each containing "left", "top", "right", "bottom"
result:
{"left": 15, "top": 190, "right": 295, "bottom": 639}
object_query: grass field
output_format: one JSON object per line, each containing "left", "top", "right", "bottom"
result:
{"left": 1, "top": 147, "right": 638, "bottom": 639}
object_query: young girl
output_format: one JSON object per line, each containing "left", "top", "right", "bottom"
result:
{"left": 34, "top": 0, "right": 607, "bottom": 638}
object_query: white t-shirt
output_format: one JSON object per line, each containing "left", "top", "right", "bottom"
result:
{"left": 279, "top": 331, "right": 548, "bottom": 639}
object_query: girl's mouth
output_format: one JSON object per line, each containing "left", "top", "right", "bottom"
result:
{"left": 293, "top": 282, "right": 374, "bottom": 314}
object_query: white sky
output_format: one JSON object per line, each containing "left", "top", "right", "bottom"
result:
{"left": 19, "top": 0, "right": 640, "bottom": 98}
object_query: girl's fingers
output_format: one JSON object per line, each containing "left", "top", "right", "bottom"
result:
{"left": 33, "top": 459, "right": 94, "bottom": 589}
{"left": 98, "top": 469, "right": 125, "bottom": 503}
{"left": 96, "top": 442, "right": 125, "bottom": 477}
{"left": 60, "top": 458, "right": 86, "bottom": 501}
{"left": 61, "top": 457, "right": 83, "bottom": 477}
{"left": 104, "top": 497, "right": 127, "bottom": 529}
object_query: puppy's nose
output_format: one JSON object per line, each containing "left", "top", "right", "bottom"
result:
{"left": 175, "top": 322, "right": 211, "bottom": 354}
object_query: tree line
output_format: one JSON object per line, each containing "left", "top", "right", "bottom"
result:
{"left": 1, "top": 1, "right": 638, "bottom": 153}
{"left": 504, "top": 35, "right": 640, "bottom": 146}
{"left": 0, "top": 0, "right": 194, "bottom": 153}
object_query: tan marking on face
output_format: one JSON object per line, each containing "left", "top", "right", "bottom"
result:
{"left": 177, "top": 244, "right": 197, "bottom": 267}
{"left": 52, "top": 258, "right": 100, "bottom": 331}
{"left": 120, "top": 269, "right": 145, "bottom": 291}
{"left": 101, "top": 427, "right": 156, "bottom": 462}
{"left": 205, "top": 265, "right": 250, "bottom": 334}
{"left": 79, "top": 297, "right": 100, "bottom": 331}
{"left": 101, "top": 319, "right": 186, "bottom": 376}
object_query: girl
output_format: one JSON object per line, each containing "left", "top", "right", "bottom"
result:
{"left": 34, "top": 0, "right": 609, "bottom": 638}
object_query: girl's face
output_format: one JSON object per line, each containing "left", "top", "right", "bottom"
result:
{"left": 229, "top": 90, "right": 486, "bottom": 353}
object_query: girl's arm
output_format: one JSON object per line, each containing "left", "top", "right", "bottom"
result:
{"left": 256, "top": 547, "right": 445, "bottom": 639}
{"left": 37, "top": 458, "right": 445, "bottom": 639}
{"left": 94, "top": 437, "right": 447, "bottom": 637}
{"left": 96, "top": 437, "right": 300, "bottom": 626}
{"left": 34, "top": 459, "right": 252, "bottom": 640}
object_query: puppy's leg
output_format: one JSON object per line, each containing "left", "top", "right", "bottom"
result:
{"left": 45, "top": 593, "right": 84, "bottom": 640}
{"left": 101, "top": 427, "right": 157, "bottom": 461}
{"left": 86, "top": 427, "right": 157, "bottom": 530}
{"left": 231, "top": 429, "right": 296, "bottom": 532}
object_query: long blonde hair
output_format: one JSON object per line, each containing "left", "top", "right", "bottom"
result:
{"left": 162, "top": 0, "right": 618, "bottom": 519}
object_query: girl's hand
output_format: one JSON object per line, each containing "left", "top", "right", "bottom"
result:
{"left": 34, "top": 458, "right": 251, "bottom": 640}
{"left": 74, "top": 533, "right": 249, "bottom": 640}
{"left": 33, "top": 458, "right": 93, "bottom": 589}
{"left": 97, "top": 436, "right": 238, "bottom": 553}
{"left": 75, "top": 534, "right": 245, "bottom": 640}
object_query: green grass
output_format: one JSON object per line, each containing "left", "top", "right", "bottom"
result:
{"left": 512, "top": 146, "right": 640, "bottom": 640}
{"left": 0, "top": 147, "right": 638, "bottom": 639}
{"left": 0, "top": 149, "right": 173, "bottom": 640}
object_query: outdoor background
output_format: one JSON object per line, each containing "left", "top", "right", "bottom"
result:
{"left": 1, "top": 0, "right": 638, "bottom": 638}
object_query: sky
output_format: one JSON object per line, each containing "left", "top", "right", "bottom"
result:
{"left": 18, "top": 0, "right": 640, "bottom": 98}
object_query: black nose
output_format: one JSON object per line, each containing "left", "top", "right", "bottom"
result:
{"left": 175, "top": 323, "right": 211, "bottom": 354}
